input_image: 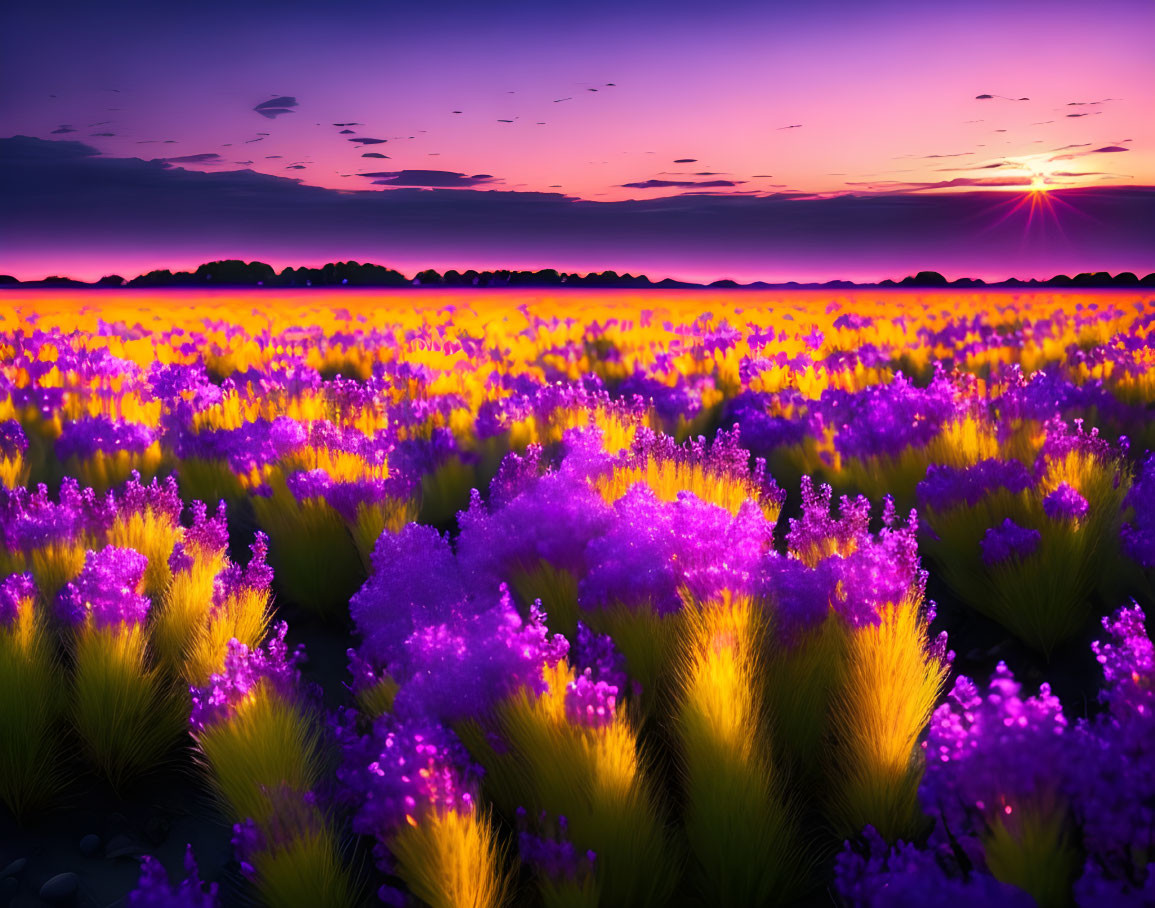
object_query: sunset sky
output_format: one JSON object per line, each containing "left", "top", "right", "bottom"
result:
{"left": 1, "top": 0, "right": 1153, "bottom": 282}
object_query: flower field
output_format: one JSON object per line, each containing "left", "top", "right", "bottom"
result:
{"left": 1, "top": 287, "right": 1154, "bottom": 907}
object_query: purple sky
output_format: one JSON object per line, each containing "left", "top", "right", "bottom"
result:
{"left": 1, "top": 0, "right": 1153, "bottom": 280}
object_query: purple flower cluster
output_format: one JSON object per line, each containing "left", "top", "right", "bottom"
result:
{"left": 212, "top": 533, "right": 274, "bottom": 606}
{"left": 189, "top": 622, "right": 305, "bottom": 732}
{"left": 55, "top": 415, "right": 156, "bottom": 460}
{"left": 0, "top": 572, "right": 36, "bottom": 626}
{"left": 581, "top": 486, "right": 772, "bottom": 614}
{"left": 765, "top": 482, "right": 925, "bottom": 638}
{"left": 338, "top": 713, "right": 480, "bottom": 838}
{"left": 1070, "top": 605, "right": 1155, "bottom": 861}
{"left": 391, "top": 594, "right": 569, "bottom": 722}
{"left": 0, "top": 419, "right": 28, "bottom": 459}
{"left": 119, "top": 471, "right": 183, "bottom": 522}
{"left": 565, "top": 671, "right": 618, "bottom": 727}
{"left": 350, "top": 523, "right": 469, "bottom": 669}
{"left": 178, "top": 416, "right": 306, "bottom": 474}
{"left": 1121, "top": 454, "right": 1155, "bottom": 568}
{"left": 285, "top": 468, "right": 410, "bottom": 522}
{"left": 785, "top": 477, "right": 871, "bottom": 563}
{"left": 126, "top": 846, "right": 219, "bottom": 908}
{"left": 979, "top": 518, "right": 1041, "bottom": 566}
{"left": 517, "top": 809, "right": 597, "bottom": 883}
{"left": 0, "top": 479, "right": 116, "bottom": 551}
{"left": 457, "top": 466, "right": 613, "bottom": 588}
{"left": 57, "top": 545, "right": 151, "bottom": 628}
{"left": 921, "top": 663, "right": 1069, "bottom": 838}
{"left": 822, "top": 370, "right": 963, "bottom": 462}
{"left": 1038, "top": 416, "right": 1121, "bottom": 466}
{"left": 1042, "top": 482, "right": 1089, "bottom": 522}
{"left": 916, "top": 459, "right": 1034, "bottom": 512}
{"left": 834, "top": 825, "right": 1034, "bottom": 908}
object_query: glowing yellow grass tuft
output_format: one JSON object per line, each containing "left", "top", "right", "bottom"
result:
{"left": 827, "top": 595, "right": 948, "bottom": 841}
{"left": 675, "top": 594, "right": 805, "bottom": 904}
{"left": 245, "top": 799, "right": 359, "bottom": 908}
{"left": 26, "top": 539, "right": 89, "bottom": 604}
{"left": 195, "top": 683, "right": 322, "bottom": 825}
{"left": 419, "top": 455, "right": 479, "bottom": 526}
{"left": 150, "top": 551, "right": 224, "bottom": 678}
{"left": 495, "top": 661, "right": 677, "bottom": 908}
{"left": 108, "top": 508, "right": 183, "bottom": 597}
{"left": 71, "top": 623, "right": 184, "bottom": 790}
{"left": 0, "top": 594, "right": 67, "bottom": 817}
{"left": 67, "top": 446, "right": 166, "bottom": 493}
{"left": 183, "top": 583, "right": 271, "bottom": 686}
{"left": 252, "top": 475, "right": 365, "bottom": 620}
{"left": 390, "top": 808, "right": 510, "bottom": 908}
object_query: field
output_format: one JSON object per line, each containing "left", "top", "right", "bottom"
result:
{"left": 1, "top": 287, "right": 1153, "bottom": 907}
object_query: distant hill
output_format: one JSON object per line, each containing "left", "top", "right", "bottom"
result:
{"left": 1, "top": 261, "right": 1153, "bottom": 290}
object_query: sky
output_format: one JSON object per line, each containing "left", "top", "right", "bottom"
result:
{"left": 1, "top": 0, "right": 1153, "bottom": 282}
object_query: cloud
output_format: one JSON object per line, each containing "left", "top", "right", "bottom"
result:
{"left": 161, "top": 153, "right": 223, "bottom": 164}
{"left": 361, "top": 152, "right": 390, "bottom": 159}
{"left": 361, "top": 169, "right": 497, "bottom": 188}
{"left": 1051, "top": 145, "right": 1132, "bottom": 162}
{"left": 348, "top": 137, "right": 387, "bottom": 145}
{"left": 2, "top": 136, "right": 1153, "bottom": 281}
{"left": 673, "top": 158, "right": 698, "bottom": 163}
{"left": 254, "top": 96, "right": 298, "bottom": 119}
{"left": 844, "top": 176, "right": 1032, "bottom": 192}
{"left": 621, "top": 179, "right": 744, "bottom": 189}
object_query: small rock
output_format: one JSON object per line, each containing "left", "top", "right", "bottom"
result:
{"left": 78, "top": 834, "right": 102, "bottom": 857}
{"left": 39, "top": 872, "right": 79, "bottom": 905}
{"left": 0, "top": 859, "right": 25, "bottom": 879}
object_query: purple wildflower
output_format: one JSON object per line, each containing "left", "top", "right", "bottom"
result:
{"left": 916, "top": 459, "right": 1035, "bottom": 512}
{"left": 127, "top": 846, "right": 219, "bottom": 908}
{"left": 337, "top": 713, "right": 480, "bottom": 848}
{"left": 580, "top": 486, "right": 772, "bottom": 615}
{"left": 0, "top": 572, "right": 36, "bottom": 626}
{"left": 1121, "top": 454, "right": 1155, "bottom": 568}
{"left": 517, "top": 809, "right": 597, "bottom": 883}
{"left": 980, "top": 518, "right": 1041, "bottom": 566}
{"left": 834, "top": 825, "right": 1034, "bottom": 908}
{"left": 57, "top": 546, "right": 150, "bottom": 628}
{"left": 212, "top": 533, "right": 273, "bottom": 607}
{"left": 55, "top": 415, "right": 156, "bottom": 461}
{"left": 0, "top": 419, "right": 28, "bottom": 459}
{"left": 390, "top": 592, "right": 569, "bottom": 722}
{"left": 921, "top": 663, "right": 1068, "bottom": 834}
{"left": 189, "top": 622, "right": 305, "bottom": 732}
{"left": 1042, "top": 483, "right": 1089, "bottom": 522}
{"left": 350, "top": 523, "right": 468, "bottom": 670}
